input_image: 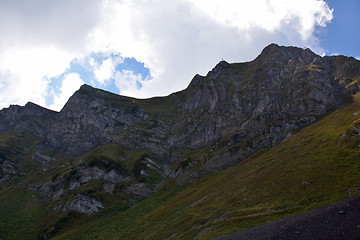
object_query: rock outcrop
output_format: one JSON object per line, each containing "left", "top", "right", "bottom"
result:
{"left": 63, "top": 194, "right": 104, "bottom": 214}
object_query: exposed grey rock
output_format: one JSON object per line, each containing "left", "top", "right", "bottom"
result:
{"left": 0, "top": 174, "right": 10, "bottom": 184}
{"left": 169, "top": 168, "right": 182, "bottom": 179}
{"left": 104, "top": 169, "right": 132, "bottom": 183}
{"left": 63, "top": 194, "right": 103, "bottom": 214}
{"left": 0, "top": 160, "right": 22, "bottom": 183}
{"left": 0, "top": 102, "right": 56, "bottom": 135}
{"left": 140, "top": 169, "right": 149, "bottom": 176}
{"left": 302, "top": 181, "right": 312, "bottom": 186}
{"left": 124, "top": 183, "right": 154, "bottom": 198}
{"left": 0, "top": 161, "right": 17, "bottom": 175}
{"left": 32, "top": 152, "right": 56, "bottom": 171}
{"left": 68, "top": 167, "right": 133, "bottom": 190}
{"left": 36, "top": 180, "right": 65, "bottom": 200}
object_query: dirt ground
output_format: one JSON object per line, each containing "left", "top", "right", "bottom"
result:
{"left": 214, "top": 195, "right": 360, "bottom": 240}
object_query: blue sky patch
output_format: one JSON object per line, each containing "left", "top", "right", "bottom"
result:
{"left": 46, "top": 53, "right": 151, "bottom": 106}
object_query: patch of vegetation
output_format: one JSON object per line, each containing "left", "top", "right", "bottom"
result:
{"left": 304, "top": 64, "right": 321, "bottom": 72}
{"left": 0, "top": 186, "right": 60, "bottom": 240}
{"left": 0, "top": 130, "right": 37, "bottom": 164}
{"left": 77, "top": 179, "right": 104, "bottom": 196}
{"left": 87, "top": 155, "right": 127, "bottom": 174}
{"left": 82, "top": 144, "right": 149, "bottom": 177}
{"left": 238, "top": 139, "right": 253, "bottom": 148}
{"left": 0, "top": 141, "right": 158, "bottom": 239}
{"left": 132, "top": 153, "right": 163, "bottom": 184}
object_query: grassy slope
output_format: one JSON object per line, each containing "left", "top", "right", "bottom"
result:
{"left": 0, "top": 130, "right": 52, "bottom": 239}
{"left": 50, "top": 98, "right": 360, "bottom": 240}
{"left": 0, "top": 137, "right": 161, "bottom": 239}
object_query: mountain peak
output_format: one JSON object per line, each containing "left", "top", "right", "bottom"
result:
{"left": 255, "top": 43, "right": 319, "bottom": 64}
{"left": 206, "top": 60, "right": 230, "bottom": 80}
{"left": 79, "top": 83, "right": 94, "bottom": 91}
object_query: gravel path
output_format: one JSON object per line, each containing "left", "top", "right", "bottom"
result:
{"left": 214, "top": 195, "right": 360, "bottom": 240}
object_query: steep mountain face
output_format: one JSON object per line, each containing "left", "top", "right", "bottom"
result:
{"left": 175, "top": 45, "right": 355, "bottom": 150}
{"left": 44, "top": 86, "right": 152, "bottom": 154}
{"left": 1, "top": 44, "right": 360, "bottom": 181}
{"left": 1, "top": 43, "right": 360, "bottom": 221}
{"left": 0, "top": 102, "right": 56, "bottom": 136}
{"left": 167, "top": 44, "right": 360, "bottom": 181}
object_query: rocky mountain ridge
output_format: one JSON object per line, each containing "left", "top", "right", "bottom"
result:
{"left": 1, "top": 43, "right": 360, "bottom": 207}
{"left": 6, "top": 46, "right": 360, "bottom": 165}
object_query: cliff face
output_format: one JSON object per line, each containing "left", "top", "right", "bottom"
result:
{"left": 44, "top": 85, "right": 151, "bottom": 154}
{"left": 1, "top": 44, "right": 360, "bottom": 184}
{"left": 175, "top": 45, "right": 355, "bottom": 149}
{"left": 0, "top": 102, "right": 56, "bottom": 136}
{"left": 166, "top": 44, "right": 360, "bottom": 180}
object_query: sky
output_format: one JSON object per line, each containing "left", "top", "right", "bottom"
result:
{"left": 0, "top": 0, "right": 359, "bottom": 111}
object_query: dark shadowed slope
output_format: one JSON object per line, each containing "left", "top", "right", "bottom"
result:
{"left": 214, "top": 195, "right": 360, "bottom": 240}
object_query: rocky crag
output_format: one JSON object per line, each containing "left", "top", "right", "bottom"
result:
{"left": 1, "top": 43, "right": 360, "bottom": 216}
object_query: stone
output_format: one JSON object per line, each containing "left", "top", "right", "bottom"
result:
{"left": 302, "top": 181, "right": 312, "bottom": 186}
{"left": 63, "top": 194, "right": 104, "bottom": 214}
{"left": 124, "top": 183, "right": 154, "bottom": 198}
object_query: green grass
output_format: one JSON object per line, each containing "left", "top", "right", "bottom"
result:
{"left": 0, "top": 133, "right": 164, "bottom": 240}
{"left": 304, "top": 64, "right": 321, "bottom": 72}
{"left": 48, "top": 99, "right": 360, "bottom": 240}
{"left": 81, "top": 144, "right": 155, "bottom": 179}
{"left": 0, "top": 184, "right": 61, "bottom": 240}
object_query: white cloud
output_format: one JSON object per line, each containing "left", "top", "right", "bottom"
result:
{"left": 90, "top": 55, "right": 124, "bottom": 85}
{"left": 0, "top": 0, "right": 334, "bottom": 110}
{"left": 188, "top": 0, "right": 333, "bottom": 40}
{"left": 0, "top": 46, "right": 74, "bottom": 108}
{"left": 114, "top": 70, "right": 144, "bottom": 94}
{"left": 49, "top": 73, "right": 84, "bottom": 111}
{"left": 0, "top": 0, "right": 99, "bottom": 109}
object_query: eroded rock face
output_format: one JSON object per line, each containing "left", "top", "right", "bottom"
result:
{"left": 63, "top": 194, "right": 104, "bottom": 214}
{"left": 28, "top": 180, "right": 65, "bottom": 201}
{"left": 1, "top": 44, "right": 360, "bottom": 185}
{"left": 44, "top": 85, "right": 151, "bottom": 154}
{"left": 173, "top": 44, "right": 354, "bottom": 151}
{"left": 124, "top": 183, "right": 154, "bottom": 198}
{"left": 0, "top": 102, "right": 56, "bottom": 136}
{"left": 0, "top": 161, "right": 17, "bottom": 183}
{"left": 166, "top": 44, "right": 360, "bottom": 182}
{"left": 68, "top": 166, "right": 134, "bottom": 190}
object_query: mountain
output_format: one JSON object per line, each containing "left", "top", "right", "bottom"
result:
{"left": 1, "top": 44, "right": 360, "bottom": 239}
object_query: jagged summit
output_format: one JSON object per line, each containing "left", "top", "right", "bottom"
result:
{"left": 79, "top": 83, "right": 94, "bottom": 91}
{"left": 254, "top": 43, "right": 319, "bottom": 64}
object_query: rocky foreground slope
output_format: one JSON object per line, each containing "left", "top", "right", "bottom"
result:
{"left": 215, "top": 195, "right": 360, "bottom": 240}
{"left": 1, "top": 44, "right": 360, "bottom": 239}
